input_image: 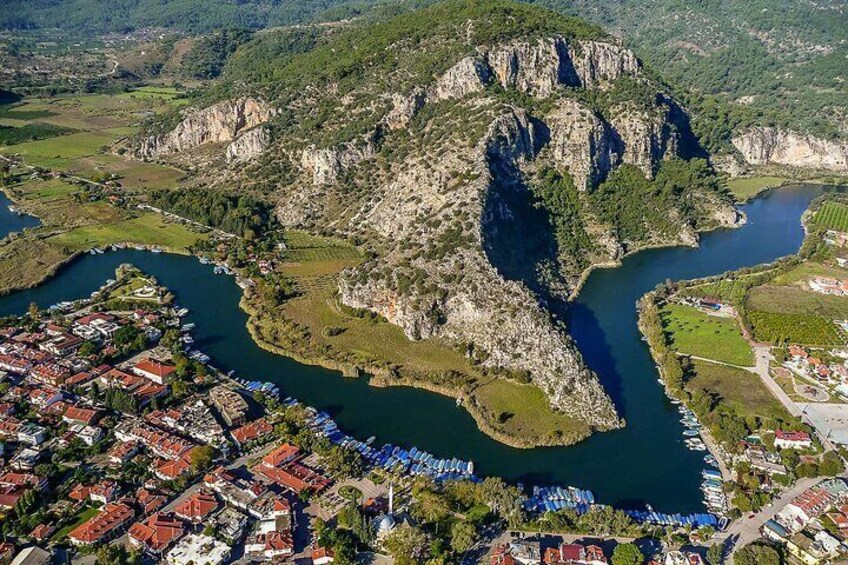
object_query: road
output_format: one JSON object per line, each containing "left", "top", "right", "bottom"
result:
{"left": 752, "top": 345, "right": 802, "bottom": 417}
{"left": 716, "top": 475, "right": 821, "bottom": 556}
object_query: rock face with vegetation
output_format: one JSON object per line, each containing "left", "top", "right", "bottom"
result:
{"left": 732, "top": 127, "right": 848, "bottom": 173}
{"left": 136, "top": 0, "right": 740, "bottom": 436}
{"left": 134, "top": 97, "right": 275, "bottom": 161}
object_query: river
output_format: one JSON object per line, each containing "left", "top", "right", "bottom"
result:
{"left": 0, "top": 184, "right": 834, "bottom": 513}
{"left": 0, "top": 191, "right": 40, "bottom": 239}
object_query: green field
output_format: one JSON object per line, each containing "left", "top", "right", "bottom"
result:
{"left": 115, "top": 86, "right": 184, "bottom": 101}
{"left": 682, "top": 277, "right": 762, "bottom": 306}
{"left": 1, "top": 130, "right": 119, "bottom": 168}
{"left": 747, "top": 310, "right": 845, "bottom": 346}
{"left": 747, "top": 285, "right": 848, "bottom": 319}
{"left": 725, "top": 176, "right": 788, "bottom": 201}
{"left": 48, "top": 213, "right": 206, "bottom": 252}
{"left": 770, "top": 261, "right": 848, "bottom": 286}
{"left": 814, "top": 201, "right": 848, "bottom": 231}
{"left": 661, "top": 304, "right": 754, "bottom": 366}
{"left": 686, "top": 360, "right": 791, "bottom": 422}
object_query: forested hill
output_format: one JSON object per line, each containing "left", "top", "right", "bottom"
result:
{"left": 535, "top": 0, "right": 848, "bottom": 143}
{"left": 0, "top": 0, "right": 380, "bottom": 34}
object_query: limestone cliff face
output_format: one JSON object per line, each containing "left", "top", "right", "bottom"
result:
{"left": 134, "top": 97, "right": 275, "bottom": 161}
{"left": 225, "top": 127, "right": 270, "bottom": 164}
{"left": 300, "top": 131, "right": 380, "bottom": 185}
{"left": 732, "top": 127, "right": 848, "bottom": 172}
{"left": 545, "top": 99, "right": 619, "bottom": 190}
{"left": 609, "top": 102, "right": 678, "bottom": 179}
{"left": 336, "top": 106, "right": 621, "bottom": 429}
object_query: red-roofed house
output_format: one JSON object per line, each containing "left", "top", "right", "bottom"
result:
{"left": 63, "top": 405, "right": 102, "bottom": 426}
{"left": 128, "top": 512, "right": 185, "bottom": 555}
{"left": 312, "top": 547, "right": 335, "bottom": 565}
{"left": 154, "top": 455, "right": 193, "bottom": 481}
{"left": 245, "top": 530, "right": 294, "bottom": 560}
{"left": 69, "top": 481, "right": 118, "bottom": 506}
{"left": 68, "top": 502, "right": 134, "bottom": 546}
{"left": 132, "top": 359, "right": 176, "bottom": 385}
{"left": 775, "top": 430, "right": 812, "bottom": 449}
{"left": 136, "top": 488, "right": 167, "bottom": 517}
{"left": 262, "top": 444, "right": 300, "bottom": 467}
{"left": 491, "top": 545, "right": 517, "bottom": 565}
{"left": 30, "top": 523, "right": 55, "bottom": 542}
{"left": 231, "top": 419, "right": 273, "bottom": 448}
{"left": 174, "top": 490, "right": 219, "bottom": 523}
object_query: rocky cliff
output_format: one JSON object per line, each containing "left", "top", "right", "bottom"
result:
{"left": 134, "top": 97, "right": 275, "bottom": 162}
{"left": 732, "top": 127, "right": 848, "bottom": 172}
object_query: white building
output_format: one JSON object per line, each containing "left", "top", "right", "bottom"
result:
{"left": 166, "top": 534, "right": 230, "bottom": 565}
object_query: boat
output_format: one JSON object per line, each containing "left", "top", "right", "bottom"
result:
{"left": 151, "top": 247, "right": 162, "bottom": 253}
{"left": 683, "top": 430, "right": 700, "bottom": 437}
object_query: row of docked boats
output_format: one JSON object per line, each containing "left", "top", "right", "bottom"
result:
{"left": 232, "top": 376, "right": 281, "bottom": 398}
{"left": 525, "top": 486, "right": 595, "bottom": 513}
{"left": 702, "top": 469, "right": 728, "bottom": 513}
{"left": 292, "top": 400, "right": 477, "bottom": 481}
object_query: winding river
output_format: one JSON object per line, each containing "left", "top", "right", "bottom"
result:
{"left": 0, "top": 184, "right": 836, "bottom": 513}
{"left": 0, "top": 191, "right": 40, "bottom": 239}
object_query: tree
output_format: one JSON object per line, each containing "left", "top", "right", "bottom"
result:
{"left": 733, "top": 543, "right": 781, "bottom": 565}
{"left": 190, "top": 445, "right": 216, "bottom": 474}
{"left": 706, "top": 541, "right": 725, "bottom": 565}
{"left": 450, "top": 521, "right": 477, "bottom": 553}
{"left": 27, "top": 302, "right": 39, "bottom": 320}
{"left": 611, "top": 543, "right": 644, "bottom": 565}
{"left": 818, "top": 451, "right": 845, "bottom": 476}
{"left": 383, "top": 524, "right": 429, "bottom": 565}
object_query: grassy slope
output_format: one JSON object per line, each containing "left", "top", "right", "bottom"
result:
{"left": 686, "top": 360, "right": 790, "bottom": 422}
{"left": 661, "top": 303, "right": 754, "bottom": 366}
{"left": 725, "top": 177, "right": 789, "bottom": 201}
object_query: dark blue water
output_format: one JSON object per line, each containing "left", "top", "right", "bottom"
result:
{"left": 0, "top": 184, "right": 831, "bottom": 512}
{"left": 0, "top": 191, "right": 40, "bottom": 238}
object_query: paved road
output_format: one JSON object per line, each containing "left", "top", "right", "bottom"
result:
{"left": 752, "top": 345, "right": 802, "bottom": 417}
{"left": 716, "top": 475, "right": 820, "bottom": 555}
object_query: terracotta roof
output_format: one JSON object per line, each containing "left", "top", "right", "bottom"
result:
{"left": 174, "top": 490, "right": 219, "bottom": 522}
{"left": 155, "top": 456, "right": 193, "bottom": 480}
{"left": 231, "top": 419, "right": 273, "bottom": 445}
{"left": 68, "top": 503, "right": 134, "bottom": 544}
{"left": 63, "top": 405, "right": 101, "bottom": 425}
{"left": 128, "top": 512, "right": 185, "bottom": 553}
{"left": 133, "top": 359, "right": 176, "bottom": 379}
{"left": 262, "top": 443, "right": 300, "bottom": 467}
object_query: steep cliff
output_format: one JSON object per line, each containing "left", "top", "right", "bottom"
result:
{"left": 146, "top": 0, "right": 738, "bottom": 440}
{"left": 134, "top": 97, "right": 275, "bottom": 162}
{"left": 732, "top": 127, "right": 848, "bottom": 173}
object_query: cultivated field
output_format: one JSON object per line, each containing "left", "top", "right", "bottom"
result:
{"left": 661, "top": 304, "right": 754, "bottom": 366}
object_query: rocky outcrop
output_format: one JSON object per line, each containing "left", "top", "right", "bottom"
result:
{"left": 487, "top": 37, "right": 576, "bottom": 97}
{"left": 300, "top": 131, "right": 379, "bottom": 185}
{"left": 732, "top": 127, "right": 848, "bottom": 172}
{"left": 334, "top": 106, "right": 622, "bottom": 430}
{"left": 546, "top": 99, "right": 620, "bottom": 190}
{"left": 609, "top": 103, "right": 678, "bottom": 178}
{"left": 385, "top": 90, "right": 427, "bottom": 130}
{"left": 225, "top": 127, "right": 270, "bottom": 164}
{"left": 134, "top": 97, "right": 275, "bottom": 160}
{"left": 571, "top": 41, "right": 640, "bottom": 87}
{"left": 432, "top": 56, "right": 491, "bottom": 101}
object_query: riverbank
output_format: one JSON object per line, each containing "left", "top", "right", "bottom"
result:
{"left": 241, "top": 293, "right": 591, "bottom": 449}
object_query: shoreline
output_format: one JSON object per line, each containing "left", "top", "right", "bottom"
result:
{"left": 239, "top": 295, "right": 585, "bottom": 449}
